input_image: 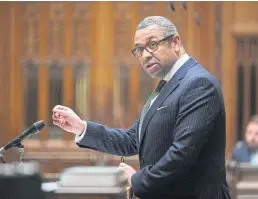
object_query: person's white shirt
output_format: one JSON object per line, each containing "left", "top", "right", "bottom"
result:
{"left": 75, "top": 53, "right": 190, "bottom": 143}
{"left": 250, "top": 151, "right": 258, "bottom": 165}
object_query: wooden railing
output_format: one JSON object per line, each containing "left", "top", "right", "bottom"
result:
{"left": 21, "top": 140, "right": 140, "bottom": 174}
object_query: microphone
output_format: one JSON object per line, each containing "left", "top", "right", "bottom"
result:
{"left": 0, "top": 120, "right": 45, "bottom": 153}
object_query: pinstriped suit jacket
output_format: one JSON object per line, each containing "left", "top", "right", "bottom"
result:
{"left": 77, "top": 57, "right": 231, "bottom": 199}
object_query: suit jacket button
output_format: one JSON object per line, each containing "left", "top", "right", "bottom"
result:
{"left": 140, "top": 160, "right": 144, "bottom": 164}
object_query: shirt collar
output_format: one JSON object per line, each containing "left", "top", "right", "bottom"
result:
{"left": 163, "top": 53, "right": 190, "bottom": 82}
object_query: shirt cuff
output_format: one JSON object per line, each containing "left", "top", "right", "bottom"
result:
{"left": 74, "top": 121, "right": 87, "bottom": 143}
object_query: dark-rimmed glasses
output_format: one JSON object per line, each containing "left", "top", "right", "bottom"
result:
{"left": 131, "top": 34, "right": 174, "bottom": 58}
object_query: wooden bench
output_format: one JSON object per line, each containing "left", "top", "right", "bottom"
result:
{"left": 227, "top": 161, "right": 258, "bottom": 199}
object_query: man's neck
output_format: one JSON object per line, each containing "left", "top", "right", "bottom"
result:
{"left": 162, "top": 52, "right": 189, "bottom": 81}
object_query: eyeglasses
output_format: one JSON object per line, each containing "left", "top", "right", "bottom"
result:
{"left": 131, "top": 35, "right": 174, "bottom": 58}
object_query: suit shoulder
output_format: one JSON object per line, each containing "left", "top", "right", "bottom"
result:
{"left": 186, "top": 63, "right": 213, "bottom": 79}
{"left": 185, "top": 64, "right": 220, "bottom": 88}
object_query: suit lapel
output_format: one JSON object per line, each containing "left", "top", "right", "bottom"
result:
{"left": 139, "top": 57, "right": 198, "bottom": 144}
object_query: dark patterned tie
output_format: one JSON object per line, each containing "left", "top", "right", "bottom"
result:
{"left": 138, "top": 80, "right": 167, "bottom": 140}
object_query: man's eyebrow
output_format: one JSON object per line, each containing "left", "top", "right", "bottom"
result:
{"left": 134, "top": 35, "right": 158, "bottom": 47}
{"left": 146, "top": 35, "right": 157, "bottom": 40}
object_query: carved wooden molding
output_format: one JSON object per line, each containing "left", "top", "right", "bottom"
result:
{"left": 232, "top": 22, "right": 258, "bottom": 37}
{"left": 72, "top": 2, "right": 92, "bottom": 64}
{"left": 48, "top": 3, "right": 65, "bottom": 61}
{"left": 23, "top": 3, "right": 40, "bottom": 63}
{"left": 214, "top": 2, "right": 222, "bottom": 84}
{"left": 235, "top": 37, "right": 258, "bottom": 138}
{"left": 113, "top": 2, "right": 132, "bottom": 65}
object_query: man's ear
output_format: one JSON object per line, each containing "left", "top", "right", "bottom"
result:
{"left": 172, "top": 35, "right": 181, "bottom": 52}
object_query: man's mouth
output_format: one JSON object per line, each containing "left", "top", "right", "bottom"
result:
{"left": 145, "top": 63, "right": 157, "bottom": 68}
{"left": 144, "top": 63, "right": 159, "bottom": 74}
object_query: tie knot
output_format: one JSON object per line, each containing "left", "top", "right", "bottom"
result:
{"left": 155, "top": 80, "right": 167, "bottom": 92}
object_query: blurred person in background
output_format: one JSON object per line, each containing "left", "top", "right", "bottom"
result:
{"left": 52, "top": 16, "right": 231, "bottom": 199}
{"left": 232, "top": 115, "right": 258, "bottom": 164}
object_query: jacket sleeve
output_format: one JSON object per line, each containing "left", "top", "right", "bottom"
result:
{"left": 131, "top": 77, "right": 223, "bottom": 196}
{"left": 76, "top": 120, "right": 139, "bottom": 157}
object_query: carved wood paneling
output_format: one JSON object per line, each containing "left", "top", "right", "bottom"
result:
{"left": 187, "top": 2, "right": 201, "bottom": 61}
{"left": 128, "top": 2, "right": 141, "bottom": 122}
{"left": 112, "top": 2, "right": 135, "bottom": 127}
{"left": 48, "top": 64, "right": 64, "bottom": 139}
{"left": 221, "top": 2, "right": 237, "bottom": 157}
{"left": 72, "top": 2, "right": 93, "bottom": 123}
{"left": 63, "top": 2, "right": 73, "bottom": 141}
{"left": 23, "top": 3, "right": 40, "bottom": 139}
{"left": 113, "top": 2, "right": 133, "bottom": 65}
{"left": 10, "top": 3, "right": 24, "bottom": 139}
{"left": 243, "top": 39, "right": 251, "bottom": 134}
{"left": 23, "top": 3, "right": 40, "bottom": 63}
{"left": 71, "top": 3, "right": 92, "bottom": 121}
{"left": 236, "top": 38, "right": 244, "bottom": 140}
{"left": 48, "top": 2, "right": 64, "bottom": 62}
{"left": 37, "top": 3, "right": 49, "bottom": 142}
{"left": 0, "top": 3, "right": 11, "bottom": 146}
{"left": 91, "top": 2, "right": 114, "bottom": 126}
{"left": 236, "top": 37, "right": 258, "bottom": 140}
{"left": 249, "top": 39, "right": 258, "bottom": 117}
{"left": 254, "top": 40, "right": 258, "bottom": 119}
{"left": 199, "top": 2, "right": 215, "bottom": 75}
{"left": 23, "top": 64, "right": 39, "bottom": 137}
{"left": 72, "top": 2, "right": 92, "bottom": 62}
{"left": 47, "top": 3, "right": 65, "bottom": 140}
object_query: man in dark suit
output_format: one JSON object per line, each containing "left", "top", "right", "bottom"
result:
{"left": 52, "top": 16, "right": 231, "bottom": 199}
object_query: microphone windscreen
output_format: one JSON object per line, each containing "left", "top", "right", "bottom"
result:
{"left": 34, "top": 120, "right": 45, "bottom": 131}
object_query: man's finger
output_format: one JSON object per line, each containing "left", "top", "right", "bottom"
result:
{"left": 53, "top": 120, "right": 60, "bottom": 126}
{"left": 52, "top": 115, "right": 59, "bottom": 120}
{"left": 53, "top": 105, "right": 63, "bottom": 111}
{"left": 53, "top": 105, "right": 68, "bottom": 112}
{"left": 54, "top": 109, "right": 68, "bottom": 116}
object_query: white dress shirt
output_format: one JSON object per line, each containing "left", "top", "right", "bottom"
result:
{"left": 75, "top": 53, "right": 190, "bottom": 143}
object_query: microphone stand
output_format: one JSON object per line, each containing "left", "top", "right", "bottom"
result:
{"left": 16, "top": 143, "right": 24, "bottom": 162}
{"left": 0, "top": 141, "right": 25, "bottom": 164}
{"left": 0, "top": 153, "right": 6, "bottom": 163}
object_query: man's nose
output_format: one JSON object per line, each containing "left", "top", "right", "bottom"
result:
{"left": 142, "top": 48, "right": 152, "bottom": 58}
